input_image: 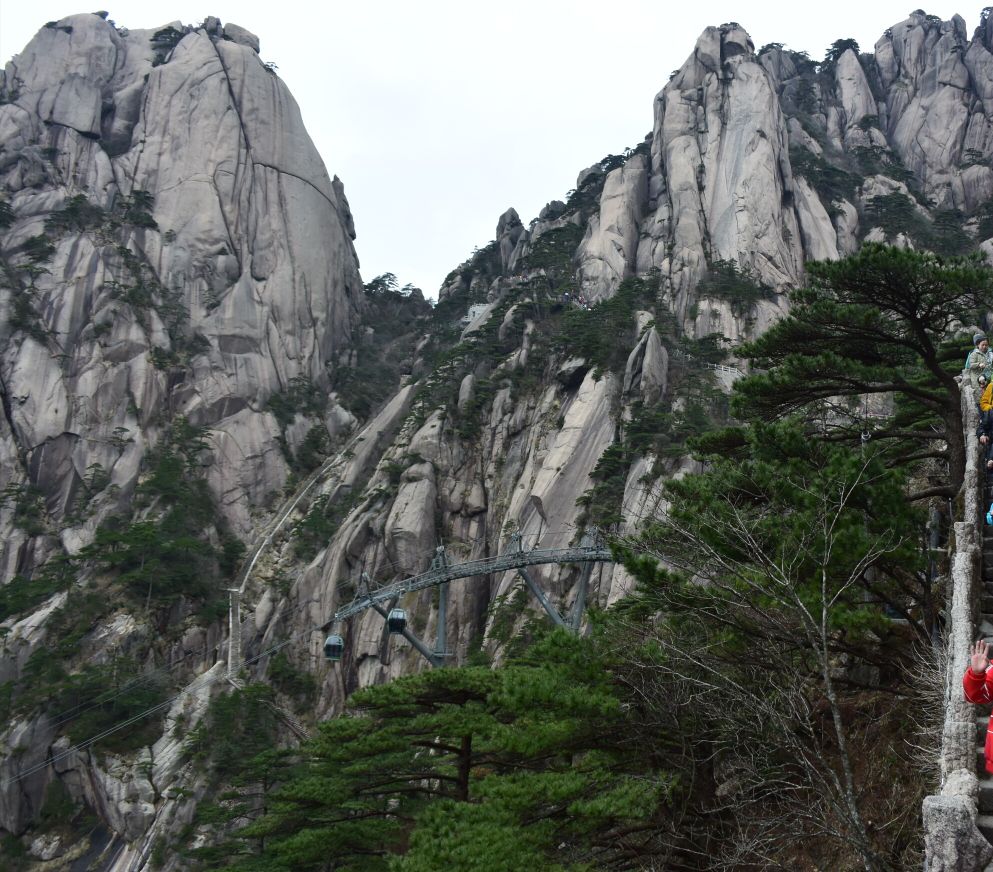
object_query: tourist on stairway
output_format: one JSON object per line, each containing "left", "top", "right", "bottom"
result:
{"left": 979, "top": 396, "right": 993, "bottom": 473}
{"left": 966, "top": 333, "right": 993, "bottom": 388}
{"left": 964, "top": 640, "right": 993, "bottom": 774}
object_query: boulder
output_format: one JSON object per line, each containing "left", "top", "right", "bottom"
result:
{"left": 223, "top": 22, "right": 260, "bottom": 52}
{"left": 922, "top": 793, "right": 993, "bottom": 871}
{"left": 458, "top": 374, "right": 476, "bottom": 412}
{"left": 576, "top": 164, "right": 604, "bottom": 189}
{"left": 496, "top": 207, "right": 524, "bottom": 271}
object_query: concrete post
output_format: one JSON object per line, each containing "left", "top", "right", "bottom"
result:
{"left": 433, "top": 547, "right": 448, "bottom": 661}
{"left": 227, "top": 588, "right": 241, "bottom": 679}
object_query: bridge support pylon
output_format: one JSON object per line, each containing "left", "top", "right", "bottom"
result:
{"left": 518, "top": 566, "right": 568, "bottom": 629}
{"left": 510, "top": 529, "right": 599, "bottom": 633}
{"left": 569, "top": 561, "right": 593, "bottom": 631}
{"left": 362, "top": 571, "right": 446, "bottom": 668}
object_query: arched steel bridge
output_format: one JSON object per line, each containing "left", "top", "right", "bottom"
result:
{"left": 326, "top": 529, "right": 614, "bottom": 666}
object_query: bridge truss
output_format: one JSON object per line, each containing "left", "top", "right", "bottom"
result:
{"left": 326, "top": 529, "right": 614, "bottom": 666}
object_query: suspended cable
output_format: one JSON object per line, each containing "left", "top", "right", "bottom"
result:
{"left": 2, "top": 628, "right": 313, "bottom": 788}
{"left": 5, "top": 430, "right": 408, "bottom": 777}
{"left": 8, "top": 409, "right": 598, "bottom": 785}
{"left": 45, "top": 595, "right": 317, "bottom": 731}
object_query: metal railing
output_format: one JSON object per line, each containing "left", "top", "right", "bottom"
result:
{"left": 667, "top": 347, "right": 744, "bottom": 378}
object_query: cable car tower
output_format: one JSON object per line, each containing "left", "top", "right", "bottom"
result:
{"left": 324, "top": 528, "right": 613, "bottom": 667}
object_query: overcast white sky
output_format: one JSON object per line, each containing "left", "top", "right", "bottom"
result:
{"left": 0, "top": 2, "right": 980, "bottom": 296}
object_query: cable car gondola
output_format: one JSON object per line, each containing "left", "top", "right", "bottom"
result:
{"left": 324, "top": 634, "right": 344, "bottom": 662}
{"left": 386, "top": 608, "right": 407, "bottom": 634}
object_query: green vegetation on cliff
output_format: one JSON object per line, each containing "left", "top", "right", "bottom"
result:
{"left": 198, "top": 632, "right": 675, "bottom": 871}
{"left": 734, "top": 243, "right": 992, "bottom": 497}
{"left": 182, "top": 247, "right": 961, "bottom": 872}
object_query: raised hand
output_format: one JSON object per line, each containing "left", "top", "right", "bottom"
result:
{"left": 972, "top": 639, "right": 991, "bottom": 675}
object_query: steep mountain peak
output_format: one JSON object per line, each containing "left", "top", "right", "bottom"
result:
{"left": 4, "top": 7, "right": 993, "bottom": 866}
{"left": 669, "top": 21, "right": 756, "bottom": 91}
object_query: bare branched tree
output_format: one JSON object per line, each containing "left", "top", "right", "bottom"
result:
{"left": 615, "top": 446, "right": 917, "bottom": 871}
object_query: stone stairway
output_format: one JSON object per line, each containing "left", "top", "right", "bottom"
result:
{"left": 264, "top": 700, "right": 313, "bottom": 741}
{"left": 978, "top": 486, "right": 993, "bottom": 841}
{"left": 227, "top": 675, "right": 312, "bottom": 741}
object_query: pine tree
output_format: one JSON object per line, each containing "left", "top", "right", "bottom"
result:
{"left": 732, "top": 243, "right": 993, "bottom": 498}
{"left": 209, "top": 633, "right": 671, "bottom": 870}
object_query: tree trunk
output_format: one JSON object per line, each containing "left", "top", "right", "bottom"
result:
{"left": 457, "top": 734, "right": 472, "bottom": 802}
{"left": 818, "top": 567, "right": 883, "bottom": 872}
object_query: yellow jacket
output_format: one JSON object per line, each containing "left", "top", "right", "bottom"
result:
{"left": 982, "top": 382, "right": 993, "bottom": 412}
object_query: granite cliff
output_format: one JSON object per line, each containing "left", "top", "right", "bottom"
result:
{"left": 0, "top": 8, "right": 990, "bottom": 868}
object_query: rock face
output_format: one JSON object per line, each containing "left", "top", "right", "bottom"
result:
{"left": 648, "top": 24, "right": 804, "bottom": 306}
{"left": 881, "top": 15, "right": 990, "bottom": 211}
{"left": 577, "top": 154, "right": 649, "bottom": 300}
{"left": 275, "top": 1, "right": 993, "bottom": 791}
{"left": 4, "top": 8, "right": 993, "bottom": 869}
{"left": 0, "top": 11, "right": 361, "bottom": 863}
{"left": 576, "top": 13, "right": 993, "bottom": 331}
{"left": 0, "top": 12, "right": 362, "bottom": 556}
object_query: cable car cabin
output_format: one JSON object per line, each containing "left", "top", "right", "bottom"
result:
{"left": 324, "top": 634, "right": 344, "bottom": 662}
{"left": 387, "top": 608, "right": 407, "bottom": 634}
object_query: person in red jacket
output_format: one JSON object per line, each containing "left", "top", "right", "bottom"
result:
{"left": 965, "top": 639, "right": 993, "bottom": 774}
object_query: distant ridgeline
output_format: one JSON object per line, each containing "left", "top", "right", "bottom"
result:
{"left": 0, "top": 8, "right": 991, "bottom": 870}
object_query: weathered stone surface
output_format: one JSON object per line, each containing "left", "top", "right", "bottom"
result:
{"left": 0, "top": 11, "right": 363, "bottom": 848}
{"left": 787, "top": 117, "right": 822, "bottom": 155}
{"left": 0, "top": 593, "right": 66, "bottom": 684}
{"left": 833, "top": 199, "right": 860, "bottom": 256}
{"left": 623, "top": 325, "right": 668, "bottom": 403}
{"left": 457, "top": 374, "right": 476, "bottom": 412}
{"left": 9, "top": 8, "right": 993, "bottom": 865}
{"left": 637, "top": 23, "right": 806, "bottom": 327}
{"left": 0, "top": 12, "right": 362, "bottom": 557}
{"left": 332, "top": 175, "right": 357, "bottom": 240}
{"left": 223, "top": 23, "right": 260, "bottom": 52}
{"left": 0, "top": 715, "right": 56, "bottom": 833}
{"left": 507, "top": 372, "right": 616, "bottom": 548}
{"left": 599, "top": 451, "right": 679, "bottom": 607}
{"left": 576, "top": 154, "right": 649, "bottom": 300}
{"left": 833, "top": 50, "right": 877, "bottom": 148}
{"left": 576, "top": 164, "right": 604, "bottom": 189}
{"left": 792, "top": 176, "right": 839, "bottom": 262}
{"left": 496, "top": 208, "right": 524, "bottom": 272}
{"left": 922, "top": 794, "right": 993, "bottom": 871}
{"left": 875, "top": 12, "right": 983, "bottom": 210}
{"left": 384, "top": 464, "right": 438, "bottom": 575}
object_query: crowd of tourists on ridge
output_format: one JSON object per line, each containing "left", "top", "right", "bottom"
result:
{"left": 962, "top": 332, "right": 993, "bottom": 770}
{"left": 561, "top": 291, "right": 591, "bottom": 310}
{"left": 968, "top": 332, "right": 993, "bottom": 473}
